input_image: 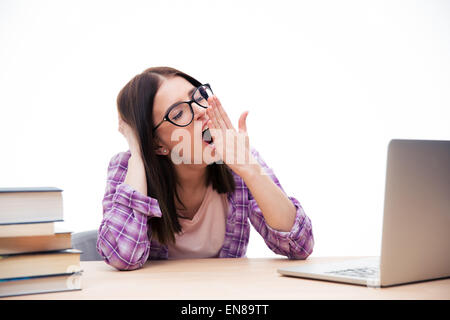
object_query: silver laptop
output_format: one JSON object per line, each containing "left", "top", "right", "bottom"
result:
{"left": 278, "top": 139, "right": 450, "bottom": 287}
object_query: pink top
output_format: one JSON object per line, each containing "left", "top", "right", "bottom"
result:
{"left": 167, "top": 183, "right": 229, "bottom": 259}
{"left": 98, "top": 148, "right": 314, "bottom": 270}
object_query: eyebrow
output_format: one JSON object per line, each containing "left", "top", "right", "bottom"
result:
{"left": 167, "top": 87, "right": 197, "bottom": 110}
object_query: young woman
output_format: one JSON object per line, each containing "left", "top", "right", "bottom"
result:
{"left": 97, "top": 66, "right": 314, "bottom": 271}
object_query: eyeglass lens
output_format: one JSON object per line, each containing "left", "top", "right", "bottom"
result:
{"left": 167, "top": 85, "right": 213, "bottom": 126}
{"left": 193, "top": 85, "right": 213, "bottom": 108}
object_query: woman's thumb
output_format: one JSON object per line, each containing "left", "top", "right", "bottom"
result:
{"left": 238, "top": 111, "right": 249, "bottom": 133}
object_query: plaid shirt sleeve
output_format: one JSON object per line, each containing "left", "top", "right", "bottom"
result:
{"left": 247, "top": 148, "right": 314, "bottom": 259}
{"left": 96, "top": 152, "right": 162, "bottom": 270}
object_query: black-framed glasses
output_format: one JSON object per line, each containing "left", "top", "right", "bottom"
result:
{"left": 152, "top": 83, "right": 213, "bottom": 132}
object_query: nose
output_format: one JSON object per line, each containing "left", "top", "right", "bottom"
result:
{"left": 193, "top": 103, "right": 208, "bottom": 122}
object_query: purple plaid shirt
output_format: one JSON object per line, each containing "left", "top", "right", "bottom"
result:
{"left": 97, "top": 147, "right": 314, "bottom": 271}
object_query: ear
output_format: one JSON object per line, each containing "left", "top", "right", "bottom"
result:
{"left": 155, "top": 146, "right": 169, "bottom": 156}
{"left": 153, "top": 137, "right": 169, "bottom": 156}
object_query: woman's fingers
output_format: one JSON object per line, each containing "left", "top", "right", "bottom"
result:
{"left": 206, "top": 98, "right": 218, "bottom": 128}
{"left": 211, "top": 96, "right": 228, "bottom": 130}
{"left": 118, "top": 116, "right": 125, "bottom": 134}
{"left": 214, "top": 96, "right": 234, "bottom": 130}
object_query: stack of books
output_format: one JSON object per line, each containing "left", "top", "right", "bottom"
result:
{"left": 0, "top": 187, "right": 82, "bottom": 298}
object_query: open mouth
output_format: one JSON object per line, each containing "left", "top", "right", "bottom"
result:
{"left": 202, "top": 127, "right": 214, "bottom": 145}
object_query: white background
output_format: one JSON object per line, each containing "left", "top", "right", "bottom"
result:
{"left": 1, "top": 0, "right": 449, "bottom": 258}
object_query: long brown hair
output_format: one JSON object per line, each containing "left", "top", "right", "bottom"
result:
{"left": 116, "top": 66, "right": 235, "bottom": 246}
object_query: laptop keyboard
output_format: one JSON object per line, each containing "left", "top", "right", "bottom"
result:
{"left": 325, "top": 267, "right": 379, "bottom": 279}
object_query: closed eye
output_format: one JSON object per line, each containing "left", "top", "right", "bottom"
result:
{"left": 173, "top": 110, "right": 183, "bottom": 120}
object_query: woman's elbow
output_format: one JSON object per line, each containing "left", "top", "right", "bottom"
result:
{"left": 288, "top": 230, "right": 314, "bottom": 260}
{"left": 96, "top": 235, "right": 150, "bottom": 271}
{"left": 105, "top": 255, "right": 145, "bottom": 271}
